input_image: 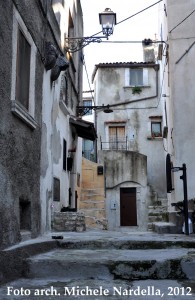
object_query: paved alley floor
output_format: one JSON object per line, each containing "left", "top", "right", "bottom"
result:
{"left": 0, "top": 229, "right": 195, "bottom": 299}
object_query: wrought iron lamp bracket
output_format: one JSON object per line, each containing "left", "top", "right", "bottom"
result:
{"left": 65, "top": 34, "right": 112, "bottom": 53}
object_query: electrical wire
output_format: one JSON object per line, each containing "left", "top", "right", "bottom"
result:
{"left": 90, "top": 0, "right": 163, "bottom": 37}
{"left": 116, "top": 0, "right": 162, "bottom": 26}
{"left": 82, "top": 57, "right": 94, "bottom": 102}
{"left": 169, "top": 9, "right": 195, "bottom": 33}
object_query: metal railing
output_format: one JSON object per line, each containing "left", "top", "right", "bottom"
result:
{"left": 100, "top": 136, "right": 128, "bottom": 151}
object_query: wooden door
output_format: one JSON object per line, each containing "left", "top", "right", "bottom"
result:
{"left": 109, "top": 126, "right": 125, "bottom": 150}
{"left": 120, "top": 188, "right": 137, "bottom": 226}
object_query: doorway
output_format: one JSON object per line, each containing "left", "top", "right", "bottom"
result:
{"left": 109, "top": 126, "right": 125, "bottom": 150}
{"left": 120, "top": 188, "right": 137, "bottom": 226}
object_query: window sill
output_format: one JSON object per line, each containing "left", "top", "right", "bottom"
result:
{"left": 147, "top": 136, "right": 163, "bottom": 140}
{"left": 123, "top": 85, "right": 150, "bottom": 89}
{"left": 11, "top": 101, "right": 38, "bottom": 129}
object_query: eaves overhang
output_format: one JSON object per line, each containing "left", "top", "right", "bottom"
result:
{"left": 69, "top": 117, "right": 97, "bottom": 141}
{"left": 92, "top": 61, "right": 159, "bottom": 83}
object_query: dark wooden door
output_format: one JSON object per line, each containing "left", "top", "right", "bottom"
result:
{"left": 120, "top": 188, "right": 137, "bottom": 226}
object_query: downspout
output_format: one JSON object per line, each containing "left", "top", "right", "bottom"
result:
{"left": 109, "top": 65, "right": 159, "bottom": 108}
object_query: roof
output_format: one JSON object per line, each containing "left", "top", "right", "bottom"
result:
{"left": 92, "top": 61, "right": 158, "bottom": 82}
{"left": 69, "top": 117, "right": 97, "bottom": 141}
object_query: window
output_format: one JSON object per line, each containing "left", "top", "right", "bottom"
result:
{"left": 151, "top": 122, "right": 162, "bottom": 137}
{"left": 53, "top": 177, "right": 60, "bottom": 202}
{"left": 16, "top": 29, "right": 31, "bottom": 110}
{"left": 63, "top": 139, "right": 67, "bottom": 171}
{"left": 83, "top": 100, "right": 92, "bottom": 115}
{"left": 11, "top": 7, "right": 37, "bottom": 129}
{"left": 130, "top": 69, "right": 143, "bottom": 86}
{"left": 125, "top": 68, "right": 148, "bottom": 87}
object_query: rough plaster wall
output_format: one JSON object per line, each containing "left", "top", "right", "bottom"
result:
{"left": 167, "top": 0, "right": 195, "bottom": 201}
{"left": 99, "top": 68, "right": 121, "bottom": 105}
{"left": 41, "top": 123, "right": 49, "bottom": 178}
{"left": 98, "top": 151, "right": 149, "bottom": 231}
{"left": 95, "top": 66, "right": 166, "bottom": 198}
{"left": 0, "top": 0, "right": 43, "bottom": 248}
{"left": 99, "top": 151, "right": 147, "bottom": 188}
{"left": 0, "top": 165, "right": 20, "bottom": 248}
{"left": 52, "top": 126, "right": 62, "bottom": 164}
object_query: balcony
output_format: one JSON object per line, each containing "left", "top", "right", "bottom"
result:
{"left": 100, "top": 136, "right": 128, "bottom": 151}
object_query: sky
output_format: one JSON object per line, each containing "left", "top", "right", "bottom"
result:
{"left": 80, "top": 0, "right": 161, "bottom": 91}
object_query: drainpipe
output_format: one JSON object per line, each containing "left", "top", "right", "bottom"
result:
{"left": 94, "top": 109, "right": 98, "bottom": 162}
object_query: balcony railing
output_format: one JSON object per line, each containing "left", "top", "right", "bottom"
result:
{"left": 100, "top": 136, "right": 128, "bottom": 151}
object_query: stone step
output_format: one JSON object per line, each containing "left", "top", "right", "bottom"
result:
{"left": 152, "top": 222, "right": 178, "bottom": 234}
{"left": 80, "top": 208, "right": 105, "bottom": 218}
{"left": 158, "top": 198, "right": 168, "bottom": 206}
{"left": 147, "top": 223, "right": 153, "bottom": 231}
{"left": 148, "top": 215, "right": 164, "bottom": 223}
{"left": 148, "top": 205, "right": 167, "bottom": 213}
{"left": 79, "top": 200, "right": 105, "bottom": 209}
{"left": 57, "top": 238, "right": 195, "bottom": 250}
{"left": 80, "top": 194, "right": 105, "bottom": 201}
{"left": 24, "top": 248, "right": 195, "bottom": 281}
{"left": 148, "top": 212, "right": 168, "bottom": 222}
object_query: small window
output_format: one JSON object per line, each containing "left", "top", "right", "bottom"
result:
{"left": 53, "top": 177, "right": 60, "bottom": 202}
{"left": 83, "top": 100, "right": 92, "bottom": 115}
{"left": 11, "top": 7, "right": 37, "bottom": 129}
{"left": 16, "top": 29, "right": 31, "bottom": 110}
{"left": 151, "top": 122, "right": 162, "bottom": 137}
{"left": 130, "top": 69, "right": 143, "bottom": 86}
{"left": 125, "top": 68, "right": 148, "bottom": 87}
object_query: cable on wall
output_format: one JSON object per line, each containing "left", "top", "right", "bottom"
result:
{"left": 169, "top": 9, "right": 195, "bottom": 33}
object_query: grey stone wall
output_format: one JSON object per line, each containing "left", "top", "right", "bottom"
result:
{"left": 52, "top": 212, "right": 86, "bottom": 232}
{"left": 0, "top": 0, "right": 62, "bottom": 249}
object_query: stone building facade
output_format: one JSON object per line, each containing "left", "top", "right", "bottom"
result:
{"left": 0, "top": 0, "right": 88, "bottom": 249}
{"left": 158, "top": 0, "right": 195, "bottom": 230}
{"left": 92, "top": 61, "right": 167, "bottom": 231}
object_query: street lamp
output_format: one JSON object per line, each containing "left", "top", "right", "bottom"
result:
{"left": 99, "top": 8, "right": 116, "bottom": 39}
{"left": 65, "top": 8, "right": 116, "bottom": 52}
{"left": 77, "top": 104, "right": 113, "bottom": 116}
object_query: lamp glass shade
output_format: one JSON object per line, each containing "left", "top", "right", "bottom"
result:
{"left": 99, "top": 8, "right": 116, "bottom": 37}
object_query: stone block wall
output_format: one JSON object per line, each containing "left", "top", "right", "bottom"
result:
{"left": 52, "top": 212, "right": 86, "bottom": 232}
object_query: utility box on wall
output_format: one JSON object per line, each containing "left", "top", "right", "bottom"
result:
{"left": 97, "top": 165, "right": 104, "bottom": 175}
{"left": 110, "top": 199, "right": 116, "bottom": 210}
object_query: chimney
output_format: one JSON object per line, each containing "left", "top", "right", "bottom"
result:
{"left": 142, "top": 39, "right": 155, "bottom": 62}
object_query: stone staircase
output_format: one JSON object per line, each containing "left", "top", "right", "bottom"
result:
{"left": 79, "top": 158, "right": 107, "bottom": 230}
{"left": 147, "top": 188, "right": 177, "bottom": 233}
{"left": 0, "top": 233, "right": 195, "bottom": 299}
{"left": 79, "top": 188, "right": 107, "bottom": 230}
{"left": 148, "top": 198, "right": 169, "bottom": 230}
